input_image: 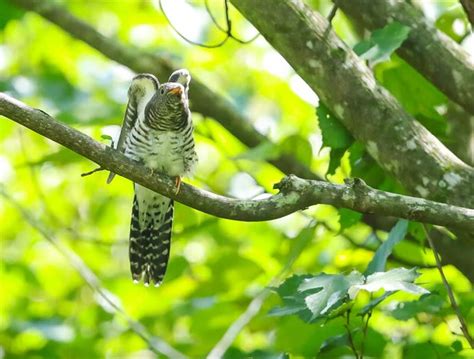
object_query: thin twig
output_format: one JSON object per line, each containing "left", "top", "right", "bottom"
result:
{"left": 207, "top": 290, "right": 269, "bottom": 358}
{"left": 160, "top": 0, "right": 229, "bottom": 48}
{"left": 159, "top": 0, "right": 258, "bottom": 48}
{"left": 360, "top": 310, "right": 372, "bottom": 358}
{"left": 345, "top": 309, "right": 360, "bottom": 359}
{"left": 422, "top": 225, "right": 474, "bottom": 348}
{"left": 0, "top": 188, "right": 187, "bottom": 359}
{"left": 207, "top": 221, "right": 316, "bottom": 357}
{"left": 205, "top": 0, "right": 226, "bottom": 31}
{"left": 81, "top": 166, "right": 105, "bottom": 177}
{"left": 327, "top": 3, "right": 339, "bottom": 24}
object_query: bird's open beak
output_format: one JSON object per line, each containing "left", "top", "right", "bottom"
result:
{"left": 168, "top": 86, "right": 183, "bottom": 96}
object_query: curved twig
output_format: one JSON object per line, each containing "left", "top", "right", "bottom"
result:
{"left": 159, "top": 0, "right": 258, "bottom": 48}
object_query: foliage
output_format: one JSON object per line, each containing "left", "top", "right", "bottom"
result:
{"left": 0, "top": 0, "right": 472, "bottom": 358}
{"left": 353, "top": 21, "right": 411, "bottom": 66}
{"left": 270, "top": 220, "right": 429, "bottom": 356}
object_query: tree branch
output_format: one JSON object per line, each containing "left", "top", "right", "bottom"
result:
{"left": 460, "top": 0, "right": 474, "bottom": 27}
{"left": 1, "top": 93, "right": 473, "bottom": 231}
{"left": 229, "top": 0, "right": 474, "bottom": 282}
{"left": 229, "top": 0, "right": 474, "bottom": 210}
{"left": 337, "top": 0, "right": 474, "bottom": 115}
{"left": 9, "top": 0, "right": 321, "bottom": 182}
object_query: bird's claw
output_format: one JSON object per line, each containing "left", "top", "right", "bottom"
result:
{"left": 174, "top": 176, "right": 182, "bottom": 195}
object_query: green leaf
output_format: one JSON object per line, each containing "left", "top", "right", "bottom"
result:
{"left": 375, "top": 59, "right": 448, "bottom": 139}
{"left": 270, "top": 275, "right": 315, "bottom": 323}
{"left": 317, "top": 103, "right": 353, "bottom": 150}
{"left": 319, "top": 333, "right": 350, "bottom": 353}
{"left": 271, "top": 271, "right": 364, "bottom": 322}
{"left": 0, "top": 2, "right": 25, "bottom": 29}
{"left": 338, "top": 208, "right": 362, "bottom": 231}
{"left": 327, "top": 147, "right": 345, "bottom": 176}
{"left": 300, "top": 273, "right": 361, "bottom": 313}
{"left": 298, "top": 271, "right": 363, "bottom": 320}
{"left": 278, "top": 135, "right": 313, "bottom": 167}
{"left": 389, "top": 294, "right": 444, "bottom": 321}
{"left": 349, "top": 268, "right": 429, "bottom": 298}
{"left": 317, "top": 103, "right": 353, "bottom": 175}
{"left": 365, "top": 220, "right": 408, "bottom": 275}
{"left": 451, "top": 340, "right": 463, "bottom": 353}
{"left": 234, "top": 141, "right": 280, "bottom": 162}
{"left": 403, "top": 342, "right": 462, "bottom": 359}
{"left": 353, "top": 22, "right": 411, "bottom": 66}
{"left": 358, "top": 291, "right": 395, "bottom": 316}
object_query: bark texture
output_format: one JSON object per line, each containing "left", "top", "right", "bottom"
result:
{"left": 230, "top": 0, "right": 474, "bottom": 281}
{"left": 338, "top": 0, "right": 474, "bottom": 115}
{"left": 2, "top": 93, "right": 473, "bottom": 230}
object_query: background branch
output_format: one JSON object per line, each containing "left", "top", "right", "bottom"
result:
{"left": 1, "top": 93, "right": 473, "bottom": 230}
{"left": 0, "top": 188, "right": 187, "bottom": 359}
{"left": 9, "top": 0, "right": 320, "bottom": 182}
{"left": 229, "top": 0, "right": 474, "bottom": 282}
{"left": 337, "top": 0, "right": 474, "bottom": 115}
{"left": 460, "top": 0, "right": 474, "bottom": 27}
{"left": 229, "top": 0, "right": 474, "bottom": 208}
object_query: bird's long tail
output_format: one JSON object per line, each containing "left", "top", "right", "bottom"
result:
{"left": 129, "top": 187, "right": 174, "bottom": 286}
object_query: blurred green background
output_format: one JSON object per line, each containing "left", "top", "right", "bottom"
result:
{"left": 0, "top": 0, "right": 472, "bottom": 358}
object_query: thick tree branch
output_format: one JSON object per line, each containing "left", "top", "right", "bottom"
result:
{"left": 9, "top": 0, "right": 321, "bottom": 182}
{"left": 460, "top": 0, "right": 474, "bottom": 27}
{"left": 337, "top": 0, "right": 474, "bottom": 115}
{"left": 1, "top": 93, "right": 473, "bottom": 231}
{"left": 229, "top": 0, "right": 474, "bottom": 210}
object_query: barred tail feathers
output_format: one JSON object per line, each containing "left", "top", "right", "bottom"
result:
{"left": 129, "top": 195, "right": 144, "bottom": 281}
{"left": 129, "top": 186, "right": 174, "bottom": 286}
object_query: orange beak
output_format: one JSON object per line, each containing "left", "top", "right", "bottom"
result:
{"left": 168, "top": 86, "right": 183, "bottom": 96}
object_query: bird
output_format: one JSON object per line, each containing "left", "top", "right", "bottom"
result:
{"left": 108, "top": 69, "right": 197, "bottom": 286}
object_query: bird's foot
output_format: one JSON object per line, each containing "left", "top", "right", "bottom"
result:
{"left": 174, "top": 176, "right": 182, "bottom": 195}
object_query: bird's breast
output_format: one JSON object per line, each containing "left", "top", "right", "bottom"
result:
{"left": 144, "top": 131, "right": 186, "bottom": 177}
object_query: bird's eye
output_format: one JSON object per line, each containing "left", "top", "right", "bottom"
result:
{"left": 160, "top": 88, "right": 165, "bottom": 95}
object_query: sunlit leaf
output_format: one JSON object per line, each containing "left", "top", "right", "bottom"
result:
{"left": 317, "top": 103, "right": 353, "bottom": 150}
{"left": 317, "top": 103, "right": 353, "bottom": 175}
{"left": 272, "top": 272, "right": 363, "bottom": 322}
{"left": 365, "top": 220, "right": 408, "bottom": 275}
{"left": 354, "top": 22, "right": 411, "bottom": 66}
{"left": 349, "top": 268, "right": 429, "bottom": 298}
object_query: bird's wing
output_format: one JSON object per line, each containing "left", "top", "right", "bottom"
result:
{"left": 107, "top": 74, "right": 159, "bottom": 184}
{"left": 168, "top": 69, "right": 191, "bottom": 95}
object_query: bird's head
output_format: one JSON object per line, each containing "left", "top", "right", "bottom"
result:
{"left": 155, "top": 82, "right": 186, "bottom": 109}
{"left": 144, "top": 82, "right": 188, "bottom": 130}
